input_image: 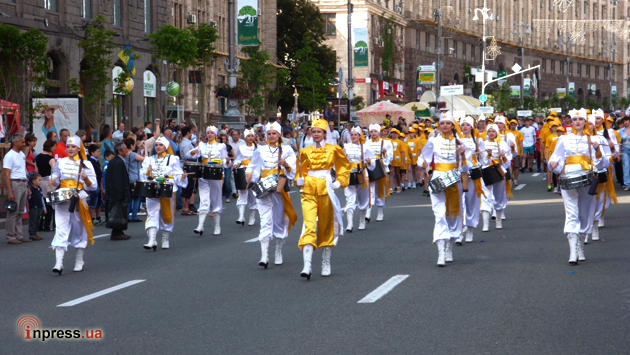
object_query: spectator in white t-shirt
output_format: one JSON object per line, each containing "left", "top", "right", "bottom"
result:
{"left": 520, "top": 118, "right": 537, "bottom": 172}
{"left": 3, "top": 134, "right": 29, "bottom": 244}
{"left": 143, "top": 121, "right": 152, "bottom": 134}
{"left": 112, "top": 123, "right": 125, "bottom": 141}
{"left": 328, "top": 121, "right": 340, "bottom": 145}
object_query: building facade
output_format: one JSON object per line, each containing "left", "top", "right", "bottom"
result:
{"left": 314, "top": 0, "right": 628, "bottom": 110}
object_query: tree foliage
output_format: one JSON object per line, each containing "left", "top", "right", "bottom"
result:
{"left": 239, "top": 44, "right": 276, "bottom": 117}
{"left": 277, "top": 0, "right": 336, "bottom": 112}
{"left": 293, "top": 33, "right": 333, "bottom": 112}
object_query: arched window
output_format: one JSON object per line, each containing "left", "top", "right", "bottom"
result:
{"left": 46, "top": 56, "right": 61, "bottom": 94}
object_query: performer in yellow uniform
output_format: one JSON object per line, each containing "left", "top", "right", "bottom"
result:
{"left": 389, "top": 128, "right": 405, "bottom": 193}
{"left": 404, "top": 128, "right": 421, "bottom": 189}
{"left": 296, "top": 119, "right": 352, "bottom": 280}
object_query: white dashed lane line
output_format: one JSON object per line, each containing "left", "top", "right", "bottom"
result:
{"left": 358, "top": 275, "right": 409, "bottom": 303}
{"left": 514, "top": 184, "right": 526, "bottom": 190}
{"left": 57, "top": 280, "right": 146, "bottom": 307}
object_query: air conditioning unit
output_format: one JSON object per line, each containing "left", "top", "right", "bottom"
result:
{"left": 396, "top": 6, "right": 402, "bottom": 13}
{"left": 187, "top": 14, "right": 197, "bottom": 24}
{"left": 379, "top": 40, "right": 385, "bottom": 47}
{"left": 209, "top": 21, "right": 217, "bottom": 28}
{"left": 468, "top": 8, "right": 472, "bottom": 13}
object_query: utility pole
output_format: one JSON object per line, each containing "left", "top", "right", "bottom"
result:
{"left": 473, "top": 0, "right": 492, "bottom": 106}
{"left": 347, "top": 0, "right": 354, "bottom": 121}
{"left": 436, "top": 0, "right": 442, "bottom": 98}
{"left": 223, "top": 0, "right": 242, "bottom": 119}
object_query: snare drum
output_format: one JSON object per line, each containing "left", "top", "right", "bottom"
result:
{"left": 233, "top": 167, "right": 248, "bottom": 190}
{"left": 595, "top": 169, "right": 608, "bottom": 183}
{"left": 184, "top": 161, "right": 203, "bottom": 176}
{"left": 202, "top": 164, "right": 224, "bottom": 180}
{"left": 367, "top": 159, "right": 386, "bottom": 181}
{"left": 134, "top": 180, "right": 159, "bottom": 198}
{"left": 157, "top": 182, "right": 174, "bottom": 198}
{"left": 46, "top": 188, "right": 79, "bottom": 205}
{"left": 251, "top": 174, "right": 279, "bottom": 199}
{"left": 482, "top": 165, "right": 504, "bottom": 186}
{"left": 470, "top": 167, "right": 483, "bottom": 180}
{"left": 428, "top": 169, "right": 462, "bottom": 193}
{"left": 558, "top": 169, "right": 594, "bottom": 190}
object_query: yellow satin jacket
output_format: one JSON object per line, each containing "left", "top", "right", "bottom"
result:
{"left": 300, "top": 144, "right": 352, "bottom": 196}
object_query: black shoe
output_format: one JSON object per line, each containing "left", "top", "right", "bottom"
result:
{"left": 300, "top": 271, "right": 311, "bottom": 280}
{"left": 111, "top": 234, "right": 131, "bottom": 240}
{"left": 422, "top": 190, "right": 430, "bottom": 196}
{"left": 232, "top": 193, "right": 238, "bottom": 199}
{"left": 189, "top": 205, "right": 198, "bottom": 213}
{"left": 528, "top": 168, "right": 533, "bottom": 173}
{"left": 259, "top": 261, "right": 268, "bottom": 269}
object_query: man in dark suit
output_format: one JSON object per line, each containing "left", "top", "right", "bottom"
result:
{"left": 105, "top": 142, "right": 131, "bottom": 240}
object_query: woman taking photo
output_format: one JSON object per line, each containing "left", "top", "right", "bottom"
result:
{"left": 419, "top": 112, "right": 466, "bottom": 266}
{"left": 549, "top": 109, "right": 609, "bottom": 264}
{"left": 233, "top": 129, "right": 258, "bottom": 226}
{"left": 245, "top": 123, "right": 297, "bottom": 268}
{"left": 296, "top": 119, "right": 352, "bottom": 279}
{"left": 48, "top": 136, "right": 98, "bottom": 274}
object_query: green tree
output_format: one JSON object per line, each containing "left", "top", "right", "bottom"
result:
{"left": 381, "top": 15, "right": 395, "bottom": 83}
{"left": 0, "top": 24, "right": 49, "bottom": 133}
{"left": 77, "top": 15, "right": 118, "bottom": 138}
{"left": 294, "top": 33, "right": 333, "bottom": 112}
{"left": 277, "top": 0, "right": 336, "bottom": 113}
{"left": 239, "top": 44, "right": 277, "bottom": 117}
{"left": 190, "top": 23, "right": 218, "bottom": 127}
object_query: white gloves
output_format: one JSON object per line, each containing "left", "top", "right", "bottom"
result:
{"left": 296, "top": 177, "right": 304, "bottom": 187}
{"left": 329, "top": 181, "right": 341, "bottom": 190}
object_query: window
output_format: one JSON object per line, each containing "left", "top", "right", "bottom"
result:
{"left": 113, "top": 95, "right": 124, "bottom": 128}
{"left": 586, "top": 65, "right": 590, "bottom": 78}
{"left": 560, "top": 61, "right": 564, "bottom": 75}
{"left": 452, "top": 40, "right": 457, "bottom": 58}
{"left": 46, "top": 56, "right": 61, "bottom": 94}
{"left": 425, "top": 32, "right": 431, "bottom": 52}
{"left": 462, "top": 43, "right": 466, "bottom": 60}
{"left": 577, "top": 63, "right": 581, "bottom": 77}
{"left": 144, "top": 0, "right": 152, "bottom": 33}
{"left": 471, "top": 45, "right": 475, "bottom": 62}
{"left": 144, "top": 97, "right": 154, "bottom": 122}
{"left": 113, "top": 0, "right": 122, "bottom": 26}
{"left": 542, "top": 59, "right": 546, "bottom": 73}
{"left": 45, "top": 0, "right": 58, "bottom": 11}
{"left": 82, "top": 0, "right": 91, "bottom": 19}
{"left": 325, "top": 14, "right": 336, "bottom": 36}
{"left": 551, "top": 60, "right": 555, "bottom": 74}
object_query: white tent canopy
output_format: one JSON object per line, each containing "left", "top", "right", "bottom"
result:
{"left": 419, "top": 91, "right": 481, "bottom": 116}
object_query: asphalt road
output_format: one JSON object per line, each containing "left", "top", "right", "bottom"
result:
{"left": 2, "top": 172, "right": 630, "bottom": 354}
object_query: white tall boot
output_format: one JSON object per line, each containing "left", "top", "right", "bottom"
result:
{"left": 495, "top": 209, "right": 504, "bottom": 229}
{"left": 144, "top": 228, "right": 157, "bottom": 251}
{"left": 568, "top": 233, "right": 578, "bottom": 265}
{"left": 501, "top": 211, "right": 506, "bottom": 220}
{"left": 465, "top": 228, "right": 474, "bottom": 243}
{"left": 598, "top": 217, "right": 605, "bottom": 228}
{"left": 52, "top": 248, "right": 65, "bottom": 275}
{"left": 248, "top": 210, "right": 256, "bottom": 226}
{"left": 322, "top": 247, "right": 332, "bottom": 276}
{"left": 456, "top": 226, "right": 467, "bottom": 245}
{"left": 358, "top": 210, "right": 367, "bottom": 230}
{"left": 236, "top": 205, "right": 245, "bottom": 226}
{"left": 346, "top": 209, "right": 354, "bottom": 232}
{"left": 577, "top": 234, "right": 586, "bottom": 261}
{"left": 259, "top": 238, "right": 269, "bottom": 268}
{"left": 445, "top": 239, "right": 454, "bottom": 262}
{"left": 482, "top": 211, "right": 490, "bottom": 232}
{"left": 300, "top": 244, "right": 313, "bottom": 280}
{"left": 436, "top": 240, "right": 446, "bottom": 267}
{"left": 161, "top": 231, "right": 170, "bottom": 249}
{"left": 274, "top": 238, "right": 285, "bottom": 265}
{"left": 592, "top": 223, "right": 600, "bottom": 241}
{"left": 73, "top": 248, "right": 85, "bottom": 272}
{"left": 194, "top": 213, "right": 207, "bottom": 236}
{"left": 584, "top": 233, "right": 590, "bottom": 244}
{"left": 376, "top": 207, "right": 384, "bottom": 221}
{"left": 365, "top": 207, "right": 372, "bottom": 222}
{"left": 491, "top": 209, "right": 496, "bottom": 220}
{"left": 213, "top": 214, "right": 221, "bottom": 235}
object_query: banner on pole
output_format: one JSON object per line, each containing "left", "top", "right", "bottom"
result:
{"left": 556, "top": 88, "right": 566, "bottom": 99}
{"left": 523, "top": 78, "right": 531, "bottom": 97}
{"left": 568, "top": 82, "right": 575, "bottom": 98}
{"left": 509, "top": 86, "right": 520, "bottom": 98}
{"left": 354, "top": 28, "right": 368, "bottom": 67}
{"left": 237, "top": 0, "right": 258, "bottom": 46}
{"left": 612, "top": 85, "right": 617, "bottom": 100}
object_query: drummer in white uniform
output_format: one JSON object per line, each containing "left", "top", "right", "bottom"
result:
{"left": 233, "top": 129, "right": 258, "bottom": 226}
{"left": 420, "top": 111, "right": 466, "bottom": 266}
{"left": 480, "top": 124, "right": 512, "bottom": 231}
{"left": 49, "top": 135, "right": 98, "bottom": 274}
{"left": 549, "top": 108, "right": 609, "bottom": 264}
{"left": 366, "top": 124, "right": 393, "bottom": 222}
{"left": 193, "top": 125, "right": 228, "bottom": 236}
{"left": 141, "top": 137, "right": 188, "bottom": 251}
{"left": 343, "top": 126, "right": 376, "bottom": 231}
{"left": 245, "top": 122, "right": 298, "bottom": 268}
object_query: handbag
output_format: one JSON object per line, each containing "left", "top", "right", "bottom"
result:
{"left": 585, "top": 135, "right": 600, "bottom": 196}
{"left": 4, "top": 199, "right": 18, "bottom": 212}
{"left": 68, "top": 161, "right": 83, "bottom": 213}
{"left": 276, "top": 145, "right": 291, "bottom": 193}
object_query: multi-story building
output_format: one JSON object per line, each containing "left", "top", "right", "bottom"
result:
{"left": 314, "top": 0, "right": 628, "bottom": 109}
{"left": 0, "top": 0, "right": 168, "bottom": 129}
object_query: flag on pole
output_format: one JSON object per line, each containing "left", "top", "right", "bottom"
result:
{"left": 117, "top": 44, "right": 136, "bottom": 75}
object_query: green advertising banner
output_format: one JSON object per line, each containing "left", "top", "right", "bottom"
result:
{"left": 354, "top": 28, "right": 368, "bottom": 67}
{"left": 523, "top": 78, "right": 531, "bottom": 97}
{"left": 568, "top": 82, "right": 575, "bottom": 98}
{"left": 509, "top": 85, "right": 520, "bottom": 98}
{"left": 237, "top": 0, "right": 258, "bottom": 46}
{"left": 612, "top": 85, "right": 617, "bottom": 100}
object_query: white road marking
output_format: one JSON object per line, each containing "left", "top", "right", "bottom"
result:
{"left": 93, "top": 234, "right": 110, "bottom": 239}
{"left": 57, "top": 280, "right": 145, "bottom": 307}
{"left": 244, "top": 237, "right": 259, "bottom": 243}
{"left": 358, "top": 275, "right": 409, "bottom": 304}
{"left": 532, "top": 173, "right": 540, "bottom": 177}
{"left": 514, "top": 184, "right": 526, "bottom": 190}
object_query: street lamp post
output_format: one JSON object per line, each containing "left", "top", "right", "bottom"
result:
{"left": 472, "top": 0, "right": 493, "bottom": 106}
{"left": 513, "top": 22, "right": 530, "bottom": 105}
{"left": 558, "top": 34, "right": 575, "bottom": 109}
{"left": 603, "top": 41, "right": 617, "bottom": 110}
{"left": 223, "top": 0, "right": 242, "bottom": 119}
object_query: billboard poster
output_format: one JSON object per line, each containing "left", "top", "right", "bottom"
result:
{"left": 612, "top": 85, "right": 617, "bottom": 100}
{"left": 509, "top": 86, "right": 520, "bottom": 98}
{"left": 568, "top": 82, "right": 575, "bottom": 98}
{"left": 523, "top": 78, "right": 531, "bottom": 97}
{"left": 32, "top": 96, "right": 82, "bottom": 153}
{"left": 237, "top": 0, "right": 258, "bottom": 46}
{"left": 354, "top": 28, "right": 368, "bottom": 67}
{"left": 556, "top": 88, "right": 566, "bottom": 99}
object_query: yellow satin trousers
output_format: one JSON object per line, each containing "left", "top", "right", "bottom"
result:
{"left": 298, "top": 193, "right": 335, "bottom": 251}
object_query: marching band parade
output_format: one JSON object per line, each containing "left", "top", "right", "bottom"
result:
{"left": 1, "top": 107, "right": 622, "bottom": 280}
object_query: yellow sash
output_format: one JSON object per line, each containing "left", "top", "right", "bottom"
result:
{"left": 159, "top": 194, "right": 174, "bottom": 225}
{"left": 59, "top": 179, "right": 93, "bottom": 247}
{"left": 260, "top": 168, "right": 297, "bottom": 232}
{"left": 433, "top": 163, "right": 460, "bottom": 219}
{"left": 566, "top": 156, "right": 592, "bottom": 170}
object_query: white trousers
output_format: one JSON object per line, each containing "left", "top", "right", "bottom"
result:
{"left": 430, "top": 182, "right": 463, "bottom": 242}
{"left": 561, "top": 185, "right": 596, "bottom": 235}
{"left": 237, "top": 188, "right": 258, "bottom": 210}
{"left": 51, "top": 199, "right": 88, "bottom": 251}
{"left": 481, "top": 181, "right": 507, "bottom": 212}
{"left": 256, "top": 192, "right": 289, "bottom": 241}
{"left": 344, "top": 184, "right": 370, "bottom": 212}
{"left": 593, "top": 188, "right": 612, "bottom": 222}
{"left": 198, "top": 178, "right": 223, "bottom": 214}
{"left": 145, "top": 196, "right": 175, "bottom": 232}
{"left": 369, "top": 181, "right": 387, "bottom": 207}
{"left": 462, "top": 180, "right": 482, "bottom": 228}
